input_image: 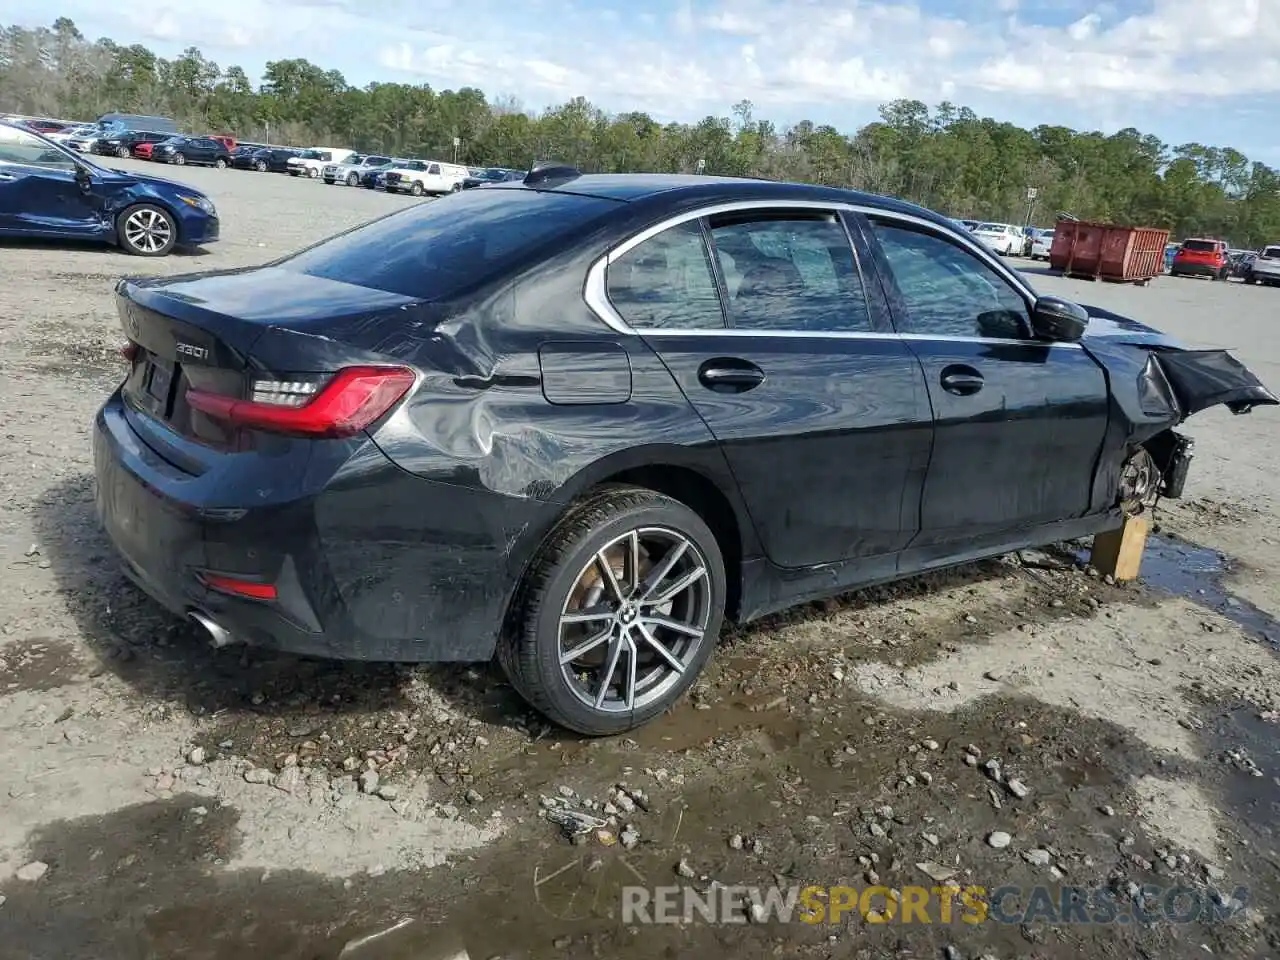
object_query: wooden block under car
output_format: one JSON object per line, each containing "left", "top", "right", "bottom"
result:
{"left": 1089, "top": 512, "right": 1152, "bottom": 582}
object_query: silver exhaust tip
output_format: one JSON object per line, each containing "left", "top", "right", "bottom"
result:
{"left": 189, "top": 610, "right": 239, "bottom": 648}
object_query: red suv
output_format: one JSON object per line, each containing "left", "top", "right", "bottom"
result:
{"left": 1171, "top": 238, "right": 1229, "bottom": 280}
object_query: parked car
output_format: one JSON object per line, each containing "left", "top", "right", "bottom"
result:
{"left": 211, "top": 135, "right": 237, "bottom": 152}
{"left": 287, "top": 148, "right": 356, "bottom": 178}
{"left": 461, "top": 167, "right": 524, "bottom": 189}
{"left": 1171, "top": 238, "right": 1230, "bottom": 280}
{"left": 1242, "top": 245, "right": 1280, "bottom": 285}
{"left": 93, "top": 130, "right": 174, "bottom": 159}
{"left": 957, "top": 219, "right": 979, "bottom": 232}
{"left": 972, "top": 222, "right": 1021, "bottom": 256}
{"left": 1232, "top": 251, "right": 1258, "bottom": 279}
{"left": 237, "top": 147, "right": 300, "bottom": 173}
{"left": 47, "top": 123, "right": 97, "bottom": 146}
{"left": 153, "top": 136, "right": 232, "bottom": 168}
{"left": 360, "top": 160, "right": 406, "bottom": 189}
{"left": 133, "top": 141, "right": 157, "bottom": 160}
{"left": 382, "top": 159, "right": 469, "bottom": 196}
{"left": 1029, "top": 228, "right": 1054, "bottom": 260}
{"left": 322, "top": 153, "right": 393, "bottom": 186}
{"left": 0, "top": 120, "right": 218, "bottom": 257}
{"left": 89, "top": 165, "right": 1277, "bottom": 735}
{"left": 18, "top": 118, "right": 71, "bottom": 134}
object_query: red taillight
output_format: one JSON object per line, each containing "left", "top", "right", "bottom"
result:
{"left": 198, "top": 572, "right": 278, "bottom": 601}
{"left": 186, "top": 365, "right": 415, "bottom": 439}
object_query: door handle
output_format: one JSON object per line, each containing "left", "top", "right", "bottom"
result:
{"left": 940, "top": 366, "right": 984, "bottom": 396}
{"left": 697, "top": 360, "right": 766, "bottom": 392}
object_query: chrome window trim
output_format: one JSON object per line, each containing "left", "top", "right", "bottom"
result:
{"left": 582, "top": 198, "right": 1081, "bottom": 349}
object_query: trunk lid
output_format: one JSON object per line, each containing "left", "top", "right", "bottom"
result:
{"left": 117, "top": 270, "right": 420, "bottom": 449}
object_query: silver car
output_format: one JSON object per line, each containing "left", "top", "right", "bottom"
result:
{"left": 322, "top": 153, "right": 394, "bottom": 186}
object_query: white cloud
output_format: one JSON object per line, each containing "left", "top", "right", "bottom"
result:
{"left": 9, "top": 0, "right": 1280, "bottom": 142}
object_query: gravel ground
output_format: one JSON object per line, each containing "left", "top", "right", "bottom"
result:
{"left": 0, "top": 159, "right": 1277, "bottom": 960}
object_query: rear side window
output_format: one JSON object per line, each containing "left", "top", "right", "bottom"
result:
{"left": 607, "top": 221, "right": 724, "bottom": 331}
{"left": 281, "top": 187, "right": 619, "bottom": 300}
{"left": 709, "top": 212, "right": 872, "bottom": 333}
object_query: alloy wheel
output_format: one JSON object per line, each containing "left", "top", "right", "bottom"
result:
{"left": 557, "top": 527, "right": 713, "bottom": 714}
{"left": 122, "top": 208, "right": 173, "bottom": 255}
{"left": 173, "top": 153, "right": 186, "bottom": 165}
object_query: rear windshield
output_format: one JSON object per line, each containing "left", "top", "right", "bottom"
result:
{"left": 977, "top": 223, "right": 1006, "bottom": 232}
{"left": 1181, "top": 240, "right": 1217, "bottom": 252}
{"left": 1261, "top": 246, "right": 1280, "bottom": 259}
{"left": 279, "top": 187, "right": 620, "bottom": 299}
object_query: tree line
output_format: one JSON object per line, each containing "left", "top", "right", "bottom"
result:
{"left": 4, "top": 17, "right": 1279, "bottom": 246}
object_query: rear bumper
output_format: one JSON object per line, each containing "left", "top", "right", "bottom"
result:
{"left": 92, "top": 393, "right": 550, "bottom": 662}
{"left": 1171, "top": 262, "right": 1224, "bottom": 277}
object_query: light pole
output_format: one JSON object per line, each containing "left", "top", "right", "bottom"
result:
{"left": 452, "top": 136, "right": 460, "bottom": 163}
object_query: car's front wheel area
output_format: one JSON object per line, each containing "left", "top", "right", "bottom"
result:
{"left": 500, "top": 487, "right": 726, "bottom": 736}
{"left": 117, "top": 203, "right": 177, "bottom": 257}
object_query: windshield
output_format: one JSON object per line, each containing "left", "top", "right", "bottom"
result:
{"left": 279, "top": 187, "right": 619, "bottom": 300}
{"left": 976, "top": 223, "right": 1005, "bottom": 232}
{"left": 298, "top": 150, "right": 321, "bottom": 160}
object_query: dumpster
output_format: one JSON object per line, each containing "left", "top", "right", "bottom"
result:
{"left": 1049, "top": 221, "right": 1171, "bottom": 284}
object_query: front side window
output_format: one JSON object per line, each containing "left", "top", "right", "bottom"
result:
{"left": 708, "top": 212, "right": 872, "bottom": 333}
{"left": 606, "top": 220, "right": 724, "bottom": 331}
{"left": 0, "top": 125, "right": 76, "bottom": 171}
{"left": 871, "top": 220, "right": 1029, "bottom": 339}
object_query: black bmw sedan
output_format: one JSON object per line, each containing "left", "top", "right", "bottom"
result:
{"left": 92, "top": 164, "right": 1277, "bottom": 736}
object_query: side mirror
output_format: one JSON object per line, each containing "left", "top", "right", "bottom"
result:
{"left": 1030, "top": 296, "right": 1089, "bottom": 343}
{"left": 74, "top": 165, "right": 92, "bottom": 185}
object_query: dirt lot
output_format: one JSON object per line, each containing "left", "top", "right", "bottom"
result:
{"left": 0, "top": 160, "right": 1277, "bottom": 960}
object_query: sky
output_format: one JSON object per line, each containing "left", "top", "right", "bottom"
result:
{"left": 5, "top": 0, "right": 1280, "bottom": 163}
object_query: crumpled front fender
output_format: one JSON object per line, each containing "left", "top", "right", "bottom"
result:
{"left": 1146, "top": 348, "right": 1278, "bottom": 417}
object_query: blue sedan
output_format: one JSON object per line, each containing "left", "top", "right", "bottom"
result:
{"left": 0, "top": 120, "right": 219, "bottom": 257}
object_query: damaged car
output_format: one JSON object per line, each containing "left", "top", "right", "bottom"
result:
{"left": 0, "top": 120, "right": 219, "bottom": 257}
{"left": 91, "top": 166, "right": 1277, "bottom": 735}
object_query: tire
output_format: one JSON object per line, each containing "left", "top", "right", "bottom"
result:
{"left": 308, "top": 166, "right": 320, "bottom": 179}
{"left": 450, "top": 182, "right": 462, "bottom": 193}
{"left": 498, "top": 486, "right": 727, "bottom": 736}
{"left": 172, "top": 152, "right": 186, "bottom": 165}
{"left": 214, "top": 158, "right": 227, "bottom": 169}
{"left": 117, "top": 203, "right": 177, "bottom": 257}
{"left": 255, "top": 160, "right": 268, "bottom": 172}
{"left": 346, "top": 172, "right": 359, "bottom": 186}
{"left": 410, "top": 181, "right": 425, "bottom": 197}
{"left": 116, "top": 146, "right": 130, "bottom": 158}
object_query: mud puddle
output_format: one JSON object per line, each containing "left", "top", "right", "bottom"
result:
{"left": 0, "top": 636, "right": 84, "bottom": 694}
{"left": 4, "top": 696, "right": 1265, "bottom": 960}
{"left": 1083, "top": 533, "right": 1280, "bottom": 648}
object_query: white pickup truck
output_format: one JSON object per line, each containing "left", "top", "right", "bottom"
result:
{"left": 1245, "top": 244, "right": 1280, "bottom": 285}
{"left": 381, "top": 159, "right": 469, "bottom": 196}
{"left": 287, "top": 147, "right": 355, "bottom": 178}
